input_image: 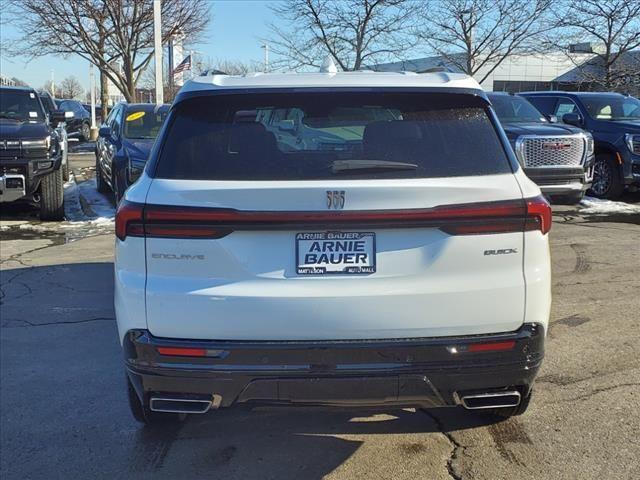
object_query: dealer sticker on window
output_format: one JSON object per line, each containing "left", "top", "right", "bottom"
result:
{"left": 296, "top": 232, "right": 376, "bottom": 275}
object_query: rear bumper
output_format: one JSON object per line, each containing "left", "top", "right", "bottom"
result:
{"left": 124, "top": 324, "right": 544, "bottom": 409}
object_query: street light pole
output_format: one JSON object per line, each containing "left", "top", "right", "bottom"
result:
{"left": 153, "top": 0, "right": 164, "bottom": 104}
{"left": 261, "top": 44, "right": 269, "bottom": 72}
{"left": 89, "top": 64, "right": 98, "bottom": 140}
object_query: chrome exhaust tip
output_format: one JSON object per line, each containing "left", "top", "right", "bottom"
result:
{"left": 457, "top": 391, "right": 521, "bottom": 410}
{"left": 149, "top": 394, "right": 222, "bottom": 414}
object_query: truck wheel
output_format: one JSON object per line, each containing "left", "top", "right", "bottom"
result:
{"left": 127, "top": 376, "right": 185, "bottom": 425}
{"left": 39, "top": 167, "right": 65, "bottom": 221}
{"left": 591, "top": 154, "right": 623, "bottom": 199}
{"left": 80, "top": 122, "right": 91, "bottom": 142}
{"left": 486, "top": 389, "right": 532, "bottom": 418}
{"left": 96, "top": 154, "right": 109, "bottom": 193}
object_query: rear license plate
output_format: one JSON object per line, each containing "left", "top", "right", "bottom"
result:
{"left": 296, "top": 232, "right": 376, "bottom": 275}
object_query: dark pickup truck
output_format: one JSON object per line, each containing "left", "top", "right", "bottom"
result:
{"left": 520, "top": 91, "right": 640, "bottom": 199}
{"left": 0, "top": 86, "right": 70, "bottom": 220}
{"left": 488, "top": 92, "right": 594, "bottom": 204}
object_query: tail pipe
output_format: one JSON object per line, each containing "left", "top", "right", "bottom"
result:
{"left": 457, "top": 391, "right": 521, "bottom": 410}
{"left": 149, "top": 394, "right": 222, "bottom": 414}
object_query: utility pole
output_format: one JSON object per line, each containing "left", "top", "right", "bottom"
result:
{"left": 89, "top": 64, "right": 98, "bottom": 140}
{"left": 261, "top": 44, "right": 269, "bottom": 72}
{"left": 153, "top": 0, "right": 164, "bottom": 104}
{"left": 50, "top": 69, "right": 55, "bottom": 97}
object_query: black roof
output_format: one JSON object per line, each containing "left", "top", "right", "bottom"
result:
{"left": 0, "top": 85, "right": 36, "bottom": 92}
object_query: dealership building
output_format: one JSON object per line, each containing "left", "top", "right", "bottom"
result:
{"left": 372, "top": 45, "right": 639, "bottom": 95}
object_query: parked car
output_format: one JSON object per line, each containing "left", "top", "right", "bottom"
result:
{"left": 115, "top": 71, "right": 551, "bottom": 425}
{"left": 82, "top": 103, "right": 102, "bottom": 124}
{"left": 95, "top": 103, "right": 169, "bottom": 202}
{"left": 487, "top": 92, "right": 594, "bottom": 204}
{"left": 38, "top": 91, "right": 70, "bottom": 181}
{"left": 520, "top": 91, "right": 640, "bottom": 199}
{"left": 55, "top": 99, "right": 91, "bottom": 141}
{"left": 0, "top": 86, "right": 71, "bottom": 219}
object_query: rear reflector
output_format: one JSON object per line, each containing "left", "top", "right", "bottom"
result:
{"left": 157, "top": 347, "right": 207, "bottom": 357}
{"left": 467, "top": 340, "right": 516, "bottom": 352}
{"left": 115, "top": 196, "right": 552, "bottom": 240}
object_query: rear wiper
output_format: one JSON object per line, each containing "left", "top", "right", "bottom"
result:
{"left": 331, "top": 159, "right": 418, "bottom": 173}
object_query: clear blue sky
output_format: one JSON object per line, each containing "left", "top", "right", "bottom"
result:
{"left": 0, "top": 0, "right": 276, "bottom": 91}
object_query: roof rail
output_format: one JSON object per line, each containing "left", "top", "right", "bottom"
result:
{"left": 418, "top": 66, "right": 453, "bottom": 74}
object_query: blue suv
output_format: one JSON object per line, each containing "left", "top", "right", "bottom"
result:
{"left": 520, "top": 92, "right": 640, "bottom": 199}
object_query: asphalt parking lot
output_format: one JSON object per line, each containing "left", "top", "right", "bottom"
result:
{"left": 1, "top": 151, "right": 639, "bottom": 479}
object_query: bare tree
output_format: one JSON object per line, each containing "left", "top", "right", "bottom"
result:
{"left": 265, "top": 0, "right": 418, "bottom": 71}
{"left": 59, "top": 76, "right": 84, "bottom": 99}
{"left": 415, "top": 0, "right": 555, "bottom": 83}
{"left": 41, "top": 81, "right": 61, "bottom": 98}
{"left": 552, "top": 0, "right": 640, "bottom": 91}
{"left": 199, "top": 59, "right": 262, "bottom": 75}
{"left": 11, "top": 0, "right": 210, "bottom": 102}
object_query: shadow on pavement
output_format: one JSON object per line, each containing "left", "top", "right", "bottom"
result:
{"left": 1, "top": 262, "right": 501, "bottom": 479}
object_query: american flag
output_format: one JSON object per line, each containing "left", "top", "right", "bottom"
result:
{"left": 173, "top": 55, "right": 192, "bottom": 76}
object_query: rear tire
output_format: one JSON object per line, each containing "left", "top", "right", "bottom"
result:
{"left": 39, "top": 167, "right": 64, "bottom": 221}
{"left": 96, "top": 154, "right": 109, "bottom": 193}
{"left": 80, "top": 122, "right": 91, "bottom": 142}
{"left": 590, "top": 154, "right": 623, "bottom": 199}
{"left": 127, "top": 376, "right": 186, "bottom": 425}
{"left": 486, "top": 389, "right": 532, "bottom": 418}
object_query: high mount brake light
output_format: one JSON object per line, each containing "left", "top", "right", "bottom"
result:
{"left": 115, "top": 196, "right": 552, "bottom": 241}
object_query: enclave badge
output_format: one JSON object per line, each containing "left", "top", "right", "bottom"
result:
{"left": 326, "top": 190, "right": 346, "bottom": 209}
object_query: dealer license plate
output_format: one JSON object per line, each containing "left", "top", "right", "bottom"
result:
{"left": 296, "top": 232, "right": 376, "bottom": 275}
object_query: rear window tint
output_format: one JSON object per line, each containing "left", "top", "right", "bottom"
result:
{"left": 155, "top": 92, "right": 511, "bottom": 180}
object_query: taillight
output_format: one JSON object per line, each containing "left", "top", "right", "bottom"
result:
{"left": 115, "top": 200, "right": 144, "bottom": 241}
{"left": 115, "top": 197, "right": 552, "bottom": 240}
{"left": 525, "top": 195, "right": 552, "bottom": 234}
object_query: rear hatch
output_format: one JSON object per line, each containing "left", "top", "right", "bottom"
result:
{"left": 140, "top": 91, "right": 529, "bottom": 340}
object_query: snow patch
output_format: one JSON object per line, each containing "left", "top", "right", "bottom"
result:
{"left": 580, "top": 196, "right": 640, "bottom": 215}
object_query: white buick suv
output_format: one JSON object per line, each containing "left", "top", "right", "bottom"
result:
{"left": 115, "top": 71, "right": 552, "bottom": 424}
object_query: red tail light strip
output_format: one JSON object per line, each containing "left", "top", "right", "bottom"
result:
{"left": 157, "top": 347, "right": 207, "bottom": 357}
{"left": 115, "top": 195, "right": 551, "bottom": 240}
{"left": 467, "top": 340, "right": 517, "bottom": 353}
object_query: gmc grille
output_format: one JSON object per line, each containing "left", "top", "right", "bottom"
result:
{"left": 517, "top": 135, "right": 586, "bottom": 168}
{"left": 632, "top": 136, "right": 640, "bottom": 155}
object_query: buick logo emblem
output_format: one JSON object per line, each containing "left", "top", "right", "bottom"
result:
{"left": 542, "top": 141, "right": 571, "bottom": 151}
{"left": 326, "top": 190, "right": 345, "bottom": 209}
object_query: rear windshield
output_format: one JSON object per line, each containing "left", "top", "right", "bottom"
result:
{"left": 155, "top": 92, "right": 512, "bottom": 180}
